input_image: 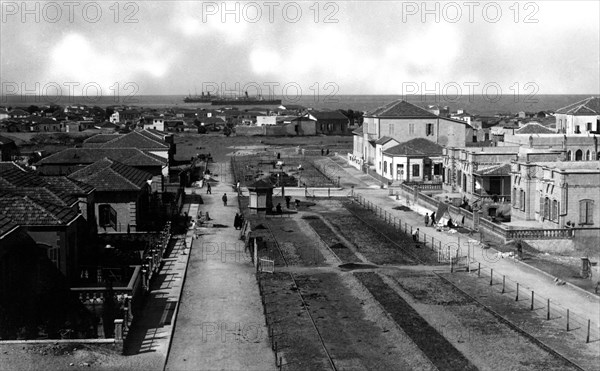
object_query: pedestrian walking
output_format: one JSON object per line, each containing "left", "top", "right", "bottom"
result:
{"left": 430, "top": 212, "right": 436, "bottom": 226}
{"left": 285, "top": 196, "right": 291, "bottom": 208}
{"left": 412, "top": 228, "right": 419, "bottom": 242}
{"left": 222, "top": 193, "right": 228, "bottom": 206}
{"left": 234, "top": 213, "right": 241, "bottom": 230}
{"left": 424, "top": 213, "right": 429, "bottom": 226}
{"left": 206, "top": 182, "right": 212, "bottom": 194}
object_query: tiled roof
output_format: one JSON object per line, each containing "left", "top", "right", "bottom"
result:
{"left": 0, "top": 161, "right": 26, "bottom": 173}
{"left": 100, "top": 131, "right": 168, "bottom": 149}
{"left": 69, "top": 158, "right": 153, "bottom": 191}
{"left": 0, "top": 166, "right": 82, "bottom": 206}
{"left": 139, "top": 129, "right": 171, "bottom": 141}
{"left": 555, "top": 97, "right": 600, "bottom": 115}
{"left": 516, "top": 123, "right": 555, "bottom": 134}
{"left": 37, "top": 148, "right": 167, "bottom": 167}
{"left": 82, "top": 134, "right": 121, "bottom": 144}
{"left": 374, "top": 136, "right": 397, "bottom": 145}
{"left": 1, "top": 187, "right": 78, "bottom": 207}
{"left": 367, "top": 100, "right": 438, "bottom": 118}
{"left": 308, "top": 111, "right": 348, "bottom": 120}
{"left": 0, "top": 195, "right": 80, "bottom": 226}
{"left": 247, "top": 178, "right": 274, "bottom": 189}
{"left": 0, "top": 135, "right": 15, "bottom": 145}
{"left": 0, "top": 165, "right": 47, "bottom": 188}
{"left": 0, "top": 215, "right": 19, "bottom": 237}
{"left": 42, "top": 176, "right": 95, "bottom": 195}
{"left": 383, "top": 138, "right": 443, "bottom": 156}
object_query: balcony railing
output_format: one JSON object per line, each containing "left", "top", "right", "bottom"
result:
{"left": 506, "top": 228, "right": 574, "bottom": 240}
{"left": 473, "top": 193, "right": 511, "bottom": 203}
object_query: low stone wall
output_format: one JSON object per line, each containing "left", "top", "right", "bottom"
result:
{"left": 236, "top": 126, "right": 265, "bottom": 136}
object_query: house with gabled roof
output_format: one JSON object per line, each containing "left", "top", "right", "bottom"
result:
{"left": 69, "top": 158, "right": 153, "bottom": 233}
{"left": 298, "top": 110, "right": 351, "bottom": 135}
{"left": 555, "top": 96, "right": 599, "bottom": 134}
{"left": 380, "top": 138, "right": 444, "bottom": 183}
{"left": 84, "top": 129, "right": 174, "bottom": 164}
{"left": 353, "top": 100, "right": 474, "bottom": 170}
{"left": 0, "top": 194, "right": 85, "bottom": 281}
{"left": 36, "top": 147, "right": 167, "bottom": 178}
{"left": 515, "top": 122, "right": 556, "bottom": 135}
{"left": 0, "top": 216, "right": 95, "bottom": 340}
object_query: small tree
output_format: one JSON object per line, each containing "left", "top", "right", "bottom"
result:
{"left": 223, "top": 127, "right": 232, "bottom": 137}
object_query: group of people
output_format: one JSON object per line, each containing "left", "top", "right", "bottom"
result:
{"left": 423, "top": 212, "right": 437, "bottom": 227}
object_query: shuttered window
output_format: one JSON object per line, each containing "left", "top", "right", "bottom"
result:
{"left": 579, "top": 200, "right": 594, "bottom": 225}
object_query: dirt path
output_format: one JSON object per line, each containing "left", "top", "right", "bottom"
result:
{"left": 165, "top": 162, "right": 275, "bottom": 371}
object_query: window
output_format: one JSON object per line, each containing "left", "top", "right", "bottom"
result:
{"left": 567, "top": 151, "right": 572, "bottom": 161}
{"left": 472, "top": 135, "right": 478, "bottom": 142}
{"left": 520, "top": 190, "right": 525, "bottom": 211}
{"left": 575, "top": 149, "right": 583, "bottom": 161}
{"left": 575, "top": 125, "right": 580, "bottom": 134}
{"left": 408, "top": 124, "right": 415, "bottom": 134}
{"left": 513, "top": 188, "right": 517, "bottom": 207}
{"left": 379, "top": 161, "right": 381, "bottom": 170}
{"left": 412, "top": 164, "right": 420, "bottom": 177}
{"left": 552, "top": 200, "right": 558, "bottom": 221}
{"left": 579, "top": 200, "right": 594, "bottom": 225}
{"left": 384, "top": 161, "right": 387, "bottom": 174}
{"left": 433, "top": 163, "right": 441, "bottom": 175}
{"left": 587, "top": 122, "right": 592, "bottom": 131}
{"left": 484, "top": 133, "right": 490, "bottom": 141}
{"left": 586, "top": 150, "right": 591, "bottom": 161}
{"left": 426, "top": 123, "right": 434, "bottom": 136}
{"left": 544, "top": 197, "right": 550, "bottom": 220}
{"left": 47, "top": 246, "right": 60, "bottom": 272}
{"left": 99, "top": 204, "right": 117, "bottom": 229}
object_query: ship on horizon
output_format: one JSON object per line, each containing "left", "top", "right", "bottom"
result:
{"left": 183, "top": 90, "right": 213, "bottom": 103}
{"left": 184, "top": 90, "right": 281, "bottom": 105}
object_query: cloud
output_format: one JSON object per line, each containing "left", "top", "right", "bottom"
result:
{"left": 44, "top": 33, "right": 176, "bottom": 95}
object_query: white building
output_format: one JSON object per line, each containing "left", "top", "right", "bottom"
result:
{"left": 555, "top": 96, "right": 599, "bottom": 135}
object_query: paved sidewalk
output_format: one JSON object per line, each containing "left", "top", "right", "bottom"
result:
{"left": 122, "top": 204, "right": 194, "bottom": 369}
{"left": 165, "top": 163, "right": 275, "bottom": 371}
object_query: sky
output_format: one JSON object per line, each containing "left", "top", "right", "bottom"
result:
{"left": 1, "top": 0, "right": 599, "bottom": 98}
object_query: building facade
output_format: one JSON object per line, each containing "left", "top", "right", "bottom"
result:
{"left": 511, "top": 161, "right": 600, "bottom": 228}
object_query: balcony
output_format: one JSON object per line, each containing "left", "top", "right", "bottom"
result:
{"left": 473, "top": 193, "right": 511, "bottom": 203}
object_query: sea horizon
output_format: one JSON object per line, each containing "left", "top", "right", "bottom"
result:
{"left": 1, "top": 93, "right": 598, "bottom": 116}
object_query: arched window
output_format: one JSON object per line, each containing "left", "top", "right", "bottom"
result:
{"left": 544, "top": 197, "right": 550, "bottom": 219}
{"left": 586, "top": 150, "right": 591, "bottom": 161}
{"left": 567, "top": 150, "right": 572, "bottom": 161}
{"left": 575, "top": 149, "right": 583, "bottom": 161}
